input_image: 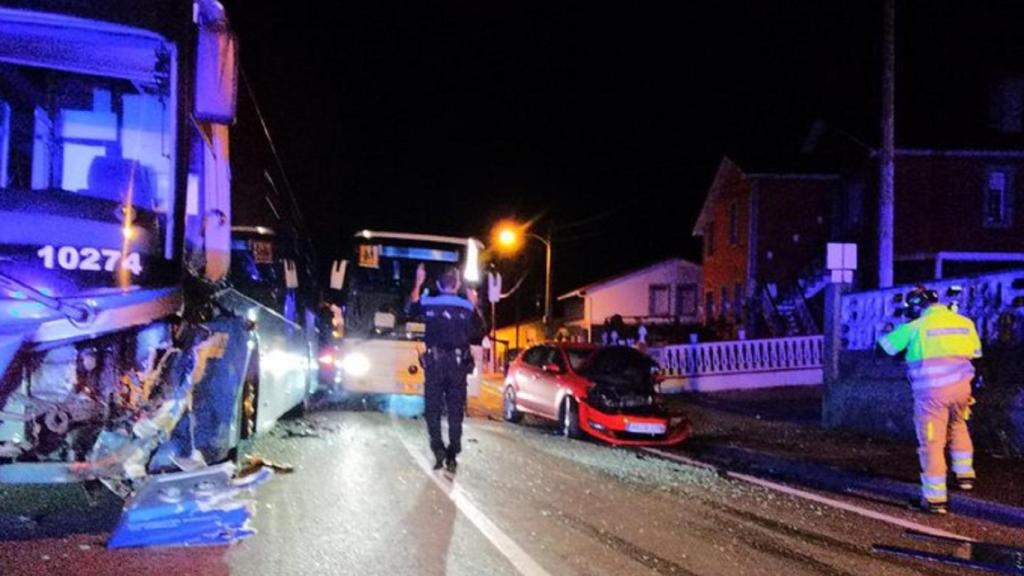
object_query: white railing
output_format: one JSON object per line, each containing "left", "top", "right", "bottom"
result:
{"left": 652, "top": 336, "right": 824, "bottom": 376}
{"left": 648, "top": 336, "right": 824, "bottom": 392}
{"left": 841, "top": 270, "right": 1024, "bottom": 350}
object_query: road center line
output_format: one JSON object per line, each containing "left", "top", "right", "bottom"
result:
{"left": 641, "top": 447, "right": 972, "bottom": 542}
{"left": 393, "top": 422, "right": 553, "bottom": 576}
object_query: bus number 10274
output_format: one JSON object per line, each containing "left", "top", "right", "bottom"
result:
{"left": 37, "top": 245, "right": 143, "bottom": 276}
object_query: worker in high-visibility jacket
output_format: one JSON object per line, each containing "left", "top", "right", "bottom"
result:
{"left": 877, "top": 287, "right": 982, "bottom": 515}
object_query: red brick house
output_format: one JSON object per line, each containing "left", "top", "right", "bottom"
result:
{"left": 694, "top": 156, "right": 838, "bottom": 337}
{"left": 694, "top": 149, "right": 1024, "bottom": 338}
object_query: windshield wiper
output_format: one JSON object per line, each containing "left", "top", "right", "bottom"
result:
{"left": 0, "top": 273, "right": 92, "bottom": 324}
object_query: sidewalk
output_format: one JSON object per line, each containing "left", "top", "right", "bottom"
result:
{"left": 664, "top": 386, "right": 1024, "bottom": 528}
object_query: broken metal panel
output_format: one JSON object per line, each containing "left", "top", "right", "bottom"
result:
{"left": 107, "top": 462, "right": 272, "bottom": 549}
{"left": 188, "top": 318, "right": 251, "bottom": 464}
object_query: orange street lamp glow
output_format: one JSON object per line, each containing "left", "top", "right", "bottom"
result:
{"left": 493, "top": 221, "right": 523, "bottom": 252}
{"left": 498, "top": 228, "right": 517, "bottom": 247}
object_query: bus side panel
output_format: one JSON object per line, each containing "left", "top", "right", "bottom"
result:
{"left": 189, "top": 317, "right": 251, "bottom": 463}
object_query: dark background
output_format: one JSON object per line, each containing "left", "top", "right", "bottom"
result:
{"left": 222, "top": 1, "right": 1024, "bottom": 320}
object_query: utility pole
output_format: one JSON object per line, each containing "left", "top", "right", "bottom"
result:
{"left": 879, "top": 0, "right": 896, "bottom": 288}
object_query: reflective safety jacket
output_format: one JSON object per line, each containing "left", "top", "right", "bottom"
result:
{"left": 878, "top": 305, "right": 982, "bottom": 391}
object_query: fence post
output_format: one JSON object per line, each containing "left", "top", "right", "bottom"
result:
{"left": 822, "top": 281, "right": 847, "bottom": 428}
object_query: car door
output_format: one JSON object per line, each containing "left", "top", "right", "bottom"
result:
{"left": 535, "top": 347, "right": 568, "bottom": 419}
{"left": 513, "top": 346, "right": 547, "bottom": 414}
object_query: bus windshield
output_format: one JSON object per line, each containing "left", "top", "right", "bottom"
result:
{"left": 344, "top": 237, "right": 476, "bottom": 339}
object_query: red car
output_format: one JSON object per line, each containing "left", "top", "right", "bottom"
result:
{"left": 503, "top": 343, "right": 690, "bottom": 446}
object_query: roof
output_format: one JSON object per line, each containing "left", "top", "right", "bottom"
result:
{"left": 558, "top": 257, "right": 700, "bottom": 300}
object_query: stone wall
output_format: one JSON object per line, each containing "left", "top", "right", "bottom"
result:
{"left": 826, "top": 349, "right": 1024, "bottom": 457}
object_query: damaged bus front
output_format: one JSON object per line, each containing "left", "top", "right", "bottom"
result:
{"left": 0, "top": 2, "right": 298, "bottom": 489}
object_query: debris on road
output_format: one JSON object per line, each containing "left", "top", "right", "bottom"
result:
{"left": 272, "top": 419, "right": 340, "bottom": 440}
{"left": 107, "top": 463, "right": 272, "bottom": 549}
{"left": 240, "top": 455, "right": 295, "bottom": 476}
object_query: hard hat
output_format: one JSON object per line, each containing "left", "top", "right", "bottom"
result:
{"left": 904, "top": 285, "right": 939, "bottom": 319}
{"left": 905, "top": 285, "right": 939, "bottom": 307}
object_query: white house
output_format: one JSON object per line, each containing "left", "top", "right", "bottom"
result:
{"left": 558, "top": 258, "right": 702, "bottom": 342}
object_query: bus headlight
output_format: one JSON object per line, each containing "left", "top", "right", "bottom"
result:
{"left": 341, "top": 352, "right": 371, "bottom": 377}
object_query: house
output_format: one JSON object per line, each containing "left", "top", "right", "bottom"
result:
{"left": 693, "top": 156, "right": 839, "bottom": 338}
{"left": 493, "top": 317, "right": 546, "bottom": 363}
{"left": 557, "top": 258, "right": 702, "bottom": 344}
{"left": 694, "top": 149, "right": 1024, "bottom": 338}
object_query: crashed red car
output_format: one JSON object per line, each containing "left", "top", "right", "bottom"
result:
{"left": 503, "top": 343, "right": 690, "bottom": 446}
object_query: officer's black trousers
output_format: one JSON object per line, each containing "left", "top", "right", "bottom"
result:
{"left": 424, "top": 358, "right": 469, "bottom": 457}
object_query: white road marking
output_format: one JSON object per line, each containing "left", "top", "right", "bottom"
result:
{"left": 394, "top": 422, "right": 553, "bottom": 576}
{"left": 642, "top": 447, "right": 973, "bottom": 542}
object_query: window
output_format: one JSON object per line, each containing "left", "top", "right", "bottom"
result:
{"left": 705, "top": 221, "right": 715, "bottom": 257}
{"left": 649, "top": 284, "right": 671, "bottom": 316}
{"left": 720, "top": 286, "right": 730, "bottom": 316}
{"left": 522, "top": 347, "right": 547, "bottom": 367}
{"left": 675, "top": 284, "right": 698, "bottom": 316}
{"left": 729, "top": 201, "right": 739, "bottom": 245}
{"left": 983, "top": 168, "right": 1013, "bottom": 227}
{"left": 705, "top": 291, "right": 715, "bottom": 321}
{"left": 734, "top": 283, "right": 744, "bottom": 319}
{"left": 544, "top": 347, "right": 566, "bottom": 372}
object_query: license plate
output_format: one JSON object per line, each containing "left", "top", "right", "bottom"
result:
{"left": 626, "top": 422, "right": 665, "bottom": 434}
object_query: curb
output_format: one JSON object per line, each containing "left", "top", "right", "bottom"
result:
{"left": 669, "top": 444, "right": 1024, "bottom": 529}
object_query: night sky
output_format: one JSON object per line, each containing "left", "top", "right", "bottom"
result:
{"left": 222, "top": 1, "right": 1024, "bottom": 319}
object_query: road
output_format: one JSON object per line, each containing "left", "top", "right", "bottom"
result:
{"left": 0, "top": 409, "right": 1018, "bottom": 575}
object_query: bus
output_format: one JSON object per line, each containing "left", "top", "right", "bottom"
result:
{"left": 0, "top": 1, "right": 315, "bottom": 485}
{"left": 325, "top": 230, "right": 484, "bottom": 400}
{"left": 228, "top": 226, "right": 319, "bottom": 434}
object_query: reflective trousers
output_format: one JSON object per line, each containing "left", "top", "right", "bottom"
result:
{"left": 913, "top": 377, "right": 975, "bottom": 504}
{"left": 424, "top": 357, "right": 469, "bottom": 457}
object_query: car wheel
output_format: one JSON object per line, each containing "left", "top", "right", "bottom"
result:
{"left": 503, "top": 386, "right": 523, "bottom": 423}
{"left": 560, "top": 396, "right": 582, "bottom": 439}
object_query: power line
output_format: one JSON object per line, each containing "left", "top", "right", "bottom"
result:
{"left": 240, "top": 67, "right": 317, "bottom": 261}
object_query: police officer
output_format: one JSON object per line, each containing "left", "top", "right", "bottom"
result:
{"left": 878, "top": 286, "right": 982, "bottom": 514}
{"left": 409, "top": 263, "right": 485, "bottom": 473}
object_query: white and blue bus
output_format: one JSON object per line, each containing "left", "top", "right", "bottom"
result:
{"left": 325, "top": 230, "right": 483, "bottom": 401}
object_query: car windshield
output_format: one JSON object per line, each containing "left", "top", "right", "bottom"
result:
{"left": 581, "top": 346, "right": 656, "bottom": 377}
{"left": 565, "top": 348, "right": 595, "bottom": 371}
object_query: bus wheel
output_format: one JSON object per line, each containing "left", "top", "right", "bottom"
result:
{"left": 229, "top": 361, "right": 259, "bottom": 468}
{"left": 241, "top": 371, "right": 257, "bottom": 440}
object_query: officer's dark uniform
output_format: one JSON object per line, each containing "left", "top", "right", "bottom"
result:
{"left": 417, "top": 292, "right": 484, "bottom": 468}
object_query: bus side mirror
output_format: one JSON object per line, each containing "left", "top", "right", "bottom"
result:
{"left": 194, "top": 1, "right": 238, "bottom": 123}
{"left": 330, "top": 260, "right": 348, "bottom": 291}
{"left": 284, "top": 260, "right": 299, "bottom": 289}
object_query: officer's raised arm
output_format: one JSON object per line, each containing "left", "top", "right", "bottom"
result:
{"left": 410, "top": 263, "right": 427, "bottom": 303}
{"left": 405, "top": 263, "right": 428, "bottom": 317}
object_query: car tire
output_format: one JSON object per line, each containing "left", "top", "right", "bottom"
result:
{"left": 560, "top": 396, "right": 582, "bottom": 439}
{"left": 503, "top": 386, "right": 523, "bottom": 423}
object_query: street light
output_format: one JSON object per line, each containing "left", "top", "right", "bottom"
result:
{"left": 494, "top": 221, "right": 553, "bottom": 332}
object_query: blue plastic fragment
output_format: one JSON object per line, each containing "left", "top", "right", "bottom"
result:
{"left": 382, "top": 394, "right": 425, "bottom": 418}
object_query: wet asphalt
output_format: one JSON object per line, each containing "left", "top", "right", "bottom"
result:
{"left": 0, "top": 409, "right": 1016, "bottom": 575}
